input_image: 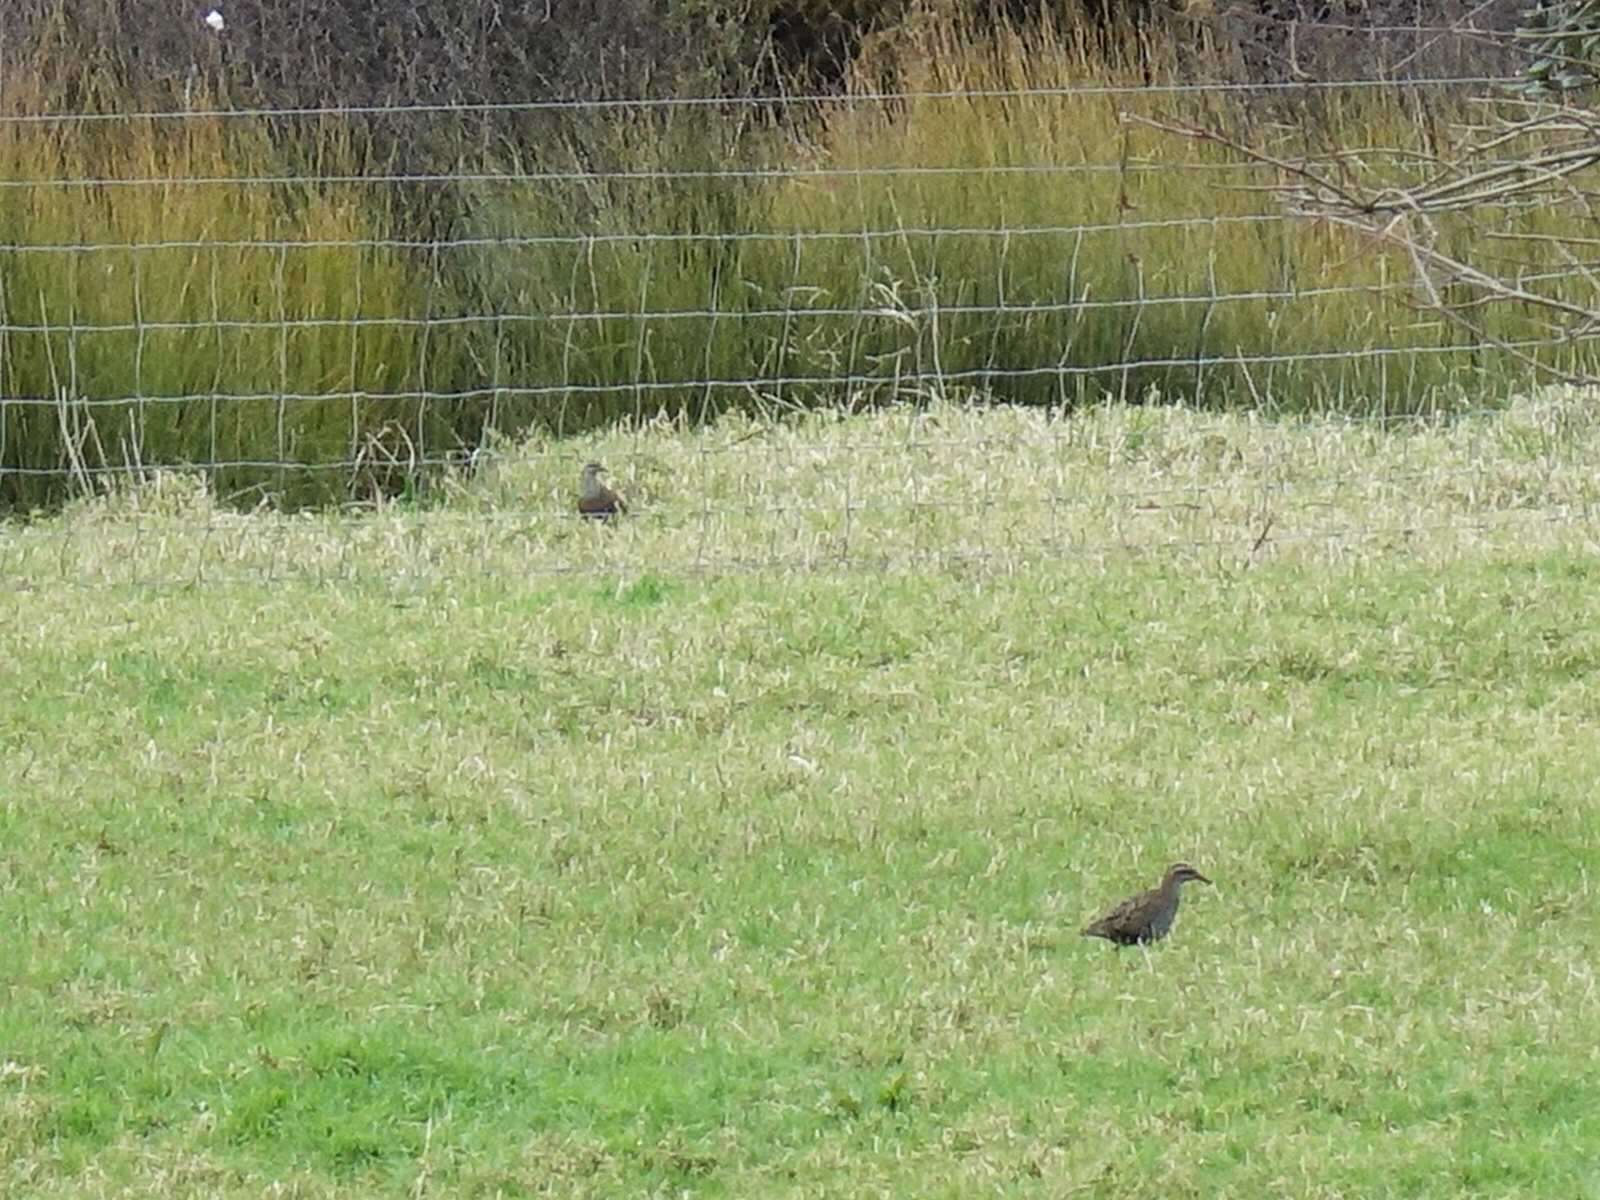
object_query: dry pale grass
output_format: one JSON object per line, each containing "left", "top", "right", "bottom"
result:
{"left": 5, "top": 387, "right": 1600, "bottom": 590}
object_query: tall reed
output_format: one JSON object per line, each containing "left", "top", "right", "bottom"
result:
{"left": 5, "top": 11, "right": 1595, "bottom": 511}
{"left": 463, "top": 13, "right": 1587, "bottom": 430}
{"left": 0, "top": 92, "right": 449, "bottom": 508}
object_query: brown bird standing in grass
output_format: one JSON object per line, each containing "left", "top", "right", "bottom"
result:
{"left": 1082, "top": 863, "right": 1211, "bottom": 946}
{"left": 577, "top": 461, "right": 626, "bottom": 521}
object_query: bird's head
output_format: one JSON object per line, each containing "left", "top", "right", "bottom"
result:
{"left": 1165, "top": 863, "right": 1211, "bottom": 887}
{"left": 580, "top": 461, "right": 608, "bottom": 496}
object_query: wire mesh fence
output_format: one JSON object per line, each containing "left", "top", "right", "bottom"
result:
{"left": 4, "top": 33, "right": 1600, "bottom": 582}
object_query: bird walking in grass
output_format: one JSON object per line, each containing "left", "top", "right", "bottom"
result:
{"left": 1082, "top": 863, "right": 1211, "bottom": 946}
{"left": 577, "top": 461, "right": 626, "bottom": 521}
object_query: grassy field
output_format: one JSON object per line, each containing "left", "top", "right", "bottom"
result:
{"left": 3, "top": 394, "right": 1600, "bottom": 1197}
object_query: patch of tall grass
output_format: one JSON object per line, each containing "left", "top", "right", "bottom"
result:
{"left": 455, "top": 108, "right": 785, "bottom": 436}
{"left": 0, "top": 91, "right": 457, "bottom": 509}
{"left": 5, "top": 13, "right": 1598, "bottom": 511}
{"left": 466, "top": 16, "right": 1595, "bottom": 428}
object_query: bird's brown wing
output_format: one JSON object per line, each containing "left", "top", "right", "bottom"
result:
{"left": 578, "top": 486, "right": 626, "bottom": 519}
{"left": 1082, "top": 889, "right": 1153, "bottom": 942}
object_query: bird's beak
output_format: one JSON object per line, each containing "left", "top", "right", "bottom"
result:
{"left": 1195, "top": 872, "right": 1212, "bottom": 885}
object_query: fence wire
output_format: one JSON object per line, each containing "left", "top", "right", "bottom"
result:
{"left": 4, "top": 64, "right": 1600, "bottom": 583}
{"left": 0, "top": 75, "right": 1525, "bottom": 128}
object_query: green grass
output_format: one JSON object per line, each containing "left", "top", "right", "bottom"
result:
{"left": 2, "top": 394, "right": 1599, "bottom": 1195}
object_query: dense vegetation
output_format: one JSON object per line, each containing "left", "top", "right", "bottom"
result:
{"left": 0, "top": 1, "right": 1572, "bottom": 509}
